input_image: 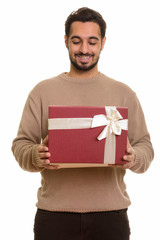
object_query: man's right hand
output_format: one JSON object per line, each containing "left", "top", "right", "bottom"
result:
{"left": 37, "top": 135, "right": 61, "bottom": 170}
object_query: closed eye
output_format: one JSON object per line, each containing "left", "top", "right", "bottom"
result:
{"left": 73, "top": 42, "right": 96, "bottom": 45}
{"left": 73, "top": 41, "right": 80, "bottom": 45}
{"left": 89, "top": 42, "right": 96, "bottom": 45}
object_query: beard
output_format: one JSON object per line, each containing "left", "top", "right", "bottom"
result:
{"left": 69, "top": 53, "right": 100, "bottom": 71}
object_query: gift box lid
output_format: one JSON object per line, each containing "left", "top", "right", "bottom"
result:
{"left": 48, "top": 105, "right": 128, "bottom": 167}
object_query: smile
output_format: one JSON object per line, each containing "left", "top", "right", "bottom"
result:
{"left": 76, "top": 54, "right": 94, "bottom": 63}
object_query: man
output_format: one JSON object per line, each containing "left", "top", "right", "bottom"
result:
{"left": 12, "top": 7, "right": 154, "bottom": 240}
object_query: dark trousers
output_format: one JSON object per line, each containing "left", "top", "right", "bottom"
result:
{"left": 34, "top": 208, "right": 131, "bottom": 240}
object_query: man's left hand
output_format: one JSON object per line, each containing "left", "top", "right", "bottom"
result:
{"left": 108, "top": 138, "right": 135, "bottom": 170}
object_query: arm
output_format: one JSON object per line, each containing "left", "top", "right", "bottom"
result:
{"left": 128, "top": 134, "right": 154, "bottom": 173}
{"left": 127, "top": 93, "right": 154, "bottom": 173}
{"left": 11, "top": 92, "right": 60, "bottom": 172}
{"left": 116, "top": 93, "right": 154, "bottom": 173}
{"left": 11, "top": 94, "right": 42, "bottom": 172}
{"left": 109, "top": 92, "right": 154, "bottom": 173}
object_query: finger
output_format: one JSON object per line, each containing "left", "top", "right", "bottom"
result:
{"left": 39, "top": 159, "right": 61, "bottom": 170}
{"left": 38, "top": 152, "right": 51, "bottom": 159}
{"left": 39, "top": 160, "right": 59, "bottom": 168}
{"left": 127, "top": 137, "right": 130, "bottom": 146}
{"left": 44, "top": 165, "right": 61, "bottom": 170}
{"left": 123, "top": 154, "right": 134, "bottom": 162}
{"left": 126, "top": 138, "right": 134, "bottom": 154}
{"left": 38, "top": 145, "right": 49, "bottom": 153}
{"left": 41, "top": 163, "right": 61, "bottom": 170}
{"left": 42, "top": 135, "right": 48, "bottom": 147}
{"left": 40, "top": 159, "right": 50, "bottom": 165}
{"left": 127, "top": 146, "right": 134, "bottom": 154}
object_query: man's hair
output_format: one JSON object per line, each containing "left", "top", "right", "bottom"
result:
{"left": 65, "top": 7, "right": 107, "bottom": 39}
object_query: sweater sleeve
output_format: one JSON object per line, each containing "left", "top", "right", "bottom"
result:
{"left": 127, "top": 92, "right": 154, "bottom": 173}
{"left": 11, "top": 91, "right": 44, "bottom": 172}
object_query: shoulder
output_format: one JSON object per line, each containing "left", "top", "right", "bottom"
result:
{"left": 100, "top": 73, "right": 137, "bottom": 98}
{"left": 28, "top": 74, "right": 63, "bottom": 98}
{"left": 100, "top": 73, "right": 134, "bottom": 91}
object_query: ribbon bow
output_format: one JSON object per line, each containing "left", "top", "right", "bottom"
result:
{"left": 91, "top": 107, "right": 128, "bottom": 140}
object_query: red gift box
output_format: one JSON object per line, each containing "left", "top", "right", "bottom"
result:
{"left": 48, "top": 105, "right": 128, "bottom": 168}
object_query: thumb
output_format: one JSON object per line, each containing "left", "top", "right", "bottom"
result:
{"left": 42, "top": 135, "right": 48, "bottom": 147}
{"left": 127, "top": 137, "right": 134, "bottom": 154}
{"left": 127, "top": 137, "right": 131, "bottom": 147}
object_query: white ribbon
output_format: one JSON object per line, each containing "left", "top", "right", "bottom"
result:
{"left": 48, "top": 106, "right": 128, "bottom": 164}
{"left": 91, "top": 106, "right": 128, "bottom": 164}
{"left": 91, "top": 106, "right": 128, "bottom": 140}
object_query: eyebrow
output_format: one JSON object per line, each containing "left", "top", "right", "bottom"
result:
{"left": 71, "top": 35, "right": 99, "bottom": 41}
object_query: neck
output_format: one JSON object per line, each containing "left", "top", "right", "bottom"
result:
{"left": 67, "top": 65, "right": 99, "bottom": 79}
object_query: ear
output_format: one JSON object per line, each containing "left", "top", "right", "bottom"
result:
{"left": 64, "top": 35, "right": 68, "bottom": 49}
{"left": 101, "top": 36, "right": 106, "bottom": 51}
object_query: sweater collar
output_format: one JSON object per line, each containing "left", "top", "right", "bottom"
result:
{"left": 59, "top": 72, "right": 102, "bottom": 84}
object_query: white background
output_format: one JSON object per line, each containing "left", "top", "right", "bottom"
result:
{"left": 0, "top": 0, "right": 159, "bottom": 239}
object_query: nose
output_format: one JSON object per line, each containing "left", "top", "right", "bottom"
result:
{"left": 80, "top": 41, "right": 88, "bottom": 54}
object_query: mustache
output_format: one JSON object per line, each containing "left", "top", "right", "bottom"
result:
{"left": 75, "top": 53, "right": 94, "bottom": 57}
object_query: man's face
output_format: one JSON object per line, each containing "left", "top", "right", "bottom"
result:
{"left": 65, "top": 21, "right": 106, "bottom": 72}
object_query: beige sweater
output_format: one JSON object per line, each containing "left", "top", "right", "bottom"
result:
{"left": 12, "top": 72, "right": 154, "bottom": 212}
